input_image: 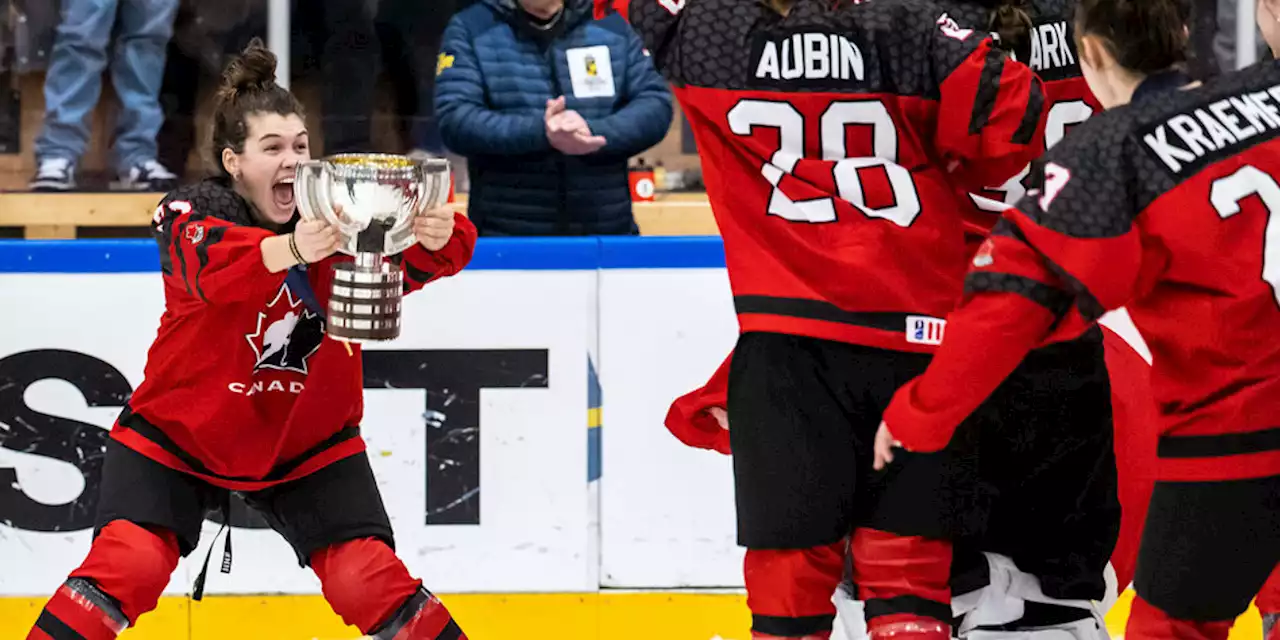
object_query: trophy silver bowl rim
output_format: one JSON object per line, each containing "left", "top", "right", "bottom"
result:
{"left": 314, "top": 153, "right": 450, "bottom": 182}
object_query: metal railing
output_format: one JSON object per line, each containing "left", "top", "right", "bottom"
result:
{"left": 268, "top": 0, "right": 291, "bottom": 89}
{"left": 1239, "top": 0, "right": 1260, "bottom": 68}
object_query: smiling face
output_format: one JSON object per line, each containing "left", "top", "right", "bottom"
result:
{"left": 221, "top": 112, "right": 311, "bottom": 226}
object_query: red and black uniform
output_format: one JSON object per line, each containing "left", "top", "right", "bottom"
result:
{"left": 906, "top": 1, "right": 1125, "bottom": 621}
{"left": 632, "top": 0, "right": 1045, "bottom": 637}
{"left": 27, "top": 178, "right": 475, "bottom": 640}
{"left": 884, "top": 63, "right": 1280, "bottom": 640}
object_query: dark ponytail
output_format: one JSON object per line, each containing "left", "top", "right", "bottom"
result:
{"left": 210, "top": 39, "right": 306, "bottom": 178}
{"left": 988, "top": 0, "right": 1034, "bottom": 56}
{"left": 1075, "top": 0, "right": 1189, "bottom": 74}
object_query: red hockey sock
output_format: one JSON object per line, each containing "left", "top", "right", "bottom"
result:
{"left": 311, "top": 537, "right": 426, "bottom": 634}
{"left": 744, "top": 542, "right": 844, "bottom": 638}
{"left": 26, "top": 581, "right": 128, "bottom": 640}
{"left": 1125, "top": 595, "right": 1233, "bottom": 640}
{"left": 369, "top": 588, "right": 466, "bottom": 640}
{"left": 850, "top": 528, "right": 951, "bottom": 640}
{"left": 28, "top": 520, "right": 179, "bottom": 639}
{"left": 69, "top": 520, "right": 180, "bottom": 624}
{"left": 1259, "top": 563, "right": 1280, "bottom": 614}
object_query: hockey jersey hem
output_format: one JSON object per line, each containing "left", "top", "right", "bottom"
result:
{"left": 736, "top": 295, "right": 943, "bottom": 354}
{"left": 112, "top": 406, "right": 367, "bottom": 491}
{"left": 1154, "top": 427, "right": 1280, "bottom": 481}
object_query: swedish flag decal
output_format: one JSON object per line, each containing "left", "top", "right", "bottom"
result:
{"left": 588, "top": 357, "right": 602, "bottom": 482}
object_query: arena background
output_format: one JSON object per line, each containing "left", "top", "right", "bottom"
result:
{"left": 0, "top": 239, "right": 1264, "bottom": 639}
{"left": 0, "top": 0, "right": 1270, "bottom": 635}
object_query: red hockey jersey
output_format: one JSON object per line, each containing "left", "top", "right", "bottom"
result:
{"left": 632, "top": 0, "right": 1046, "bottom": 353}
{"left": 114, "top": 179, "right": 477, "bottom": 490}
{"left": 936, "top": 0, "right": 1100, "bottom": 235}
{"left": 884, "top": 65, "right": 1280, "bottom": 481}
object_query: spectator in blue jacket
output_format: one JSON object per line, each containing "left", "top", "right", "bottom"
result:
{"left": 435, "top": 0, "right": 673, "bottom": 236}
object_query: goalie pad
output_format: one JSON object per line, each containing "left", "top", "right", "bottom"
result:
{"left": 952, "top": 553, "right": 1109, "bottom": 640}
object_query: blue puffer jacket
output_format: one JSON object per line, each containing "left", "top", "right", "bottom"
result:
{"left": 435, "top": 0, "right": 672, "bottom": 236}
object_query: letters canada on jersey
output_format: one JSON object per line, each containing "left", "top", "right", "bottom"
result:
{"left": 115, "top": 179, "right": 476, "bottom": 490}
{"left": 631, "top": 0, "right": 1046, "bottom": 352}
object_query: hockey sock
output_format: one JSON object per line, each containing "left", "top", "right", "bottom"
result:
{"left": 366, "top": 588, "right": 466, "bottom": 640}
{"left": 311, "top": 537, "right": 461, "bottom": 637}
{"left": 1262, "top": 614, "right": 1277, "bottom": 640}
{"left": 850, "top": 528, "right": 951, "bottom": 640}
{"left": 26, "top": 579, "right": 129, "bottom": 640}
{"left": 1124, "top": 595, "right": 1232, "bottom": 640}
{"left": 29, "top": 517, "right": 185, "bottom": 640}
{"left": 744, "top": 542, "right": 844, "bottom": 638}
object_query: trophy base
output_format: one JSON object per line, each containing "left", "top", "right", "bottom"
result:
{"left": 328, "top": 260, "right": 403, "bottom": 343}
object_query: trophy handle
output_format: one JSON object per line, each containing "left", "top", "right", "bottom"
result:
{"left": 295, "top": 161, "right": 326, "bottom": 224}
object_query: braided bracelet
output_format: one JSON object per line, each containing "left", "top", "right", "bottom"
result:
{"left": 288, "top": 233, "right": 306, "bottom": 265}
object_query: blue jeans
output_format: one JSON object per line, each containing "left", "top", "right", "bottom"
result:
{"left": 36, "top": 0, "right": 177, "bottom": 173}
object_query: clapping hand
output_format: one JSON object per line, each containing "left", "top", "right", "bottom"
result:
{"left": 545, "top": 96, "right": 607, "bottom": 155}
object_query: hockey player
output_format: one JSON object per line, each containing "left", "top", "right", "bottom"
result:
{"left": 24, "top": 41, "right": 476, "bottom": 640}
{"left": 632, "top": 0, "right": 1048, "bottom": 638}
{"left": 875, "top": 0, "right": 1280, "bottom": 638}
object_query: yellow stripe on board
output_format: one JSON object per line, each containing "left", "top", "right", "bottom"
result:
{"left": 588, "top": 407, "right": 602, "bottom": 428}
{"left": 0, "top": 591, "right": 1262, "bottom": 640}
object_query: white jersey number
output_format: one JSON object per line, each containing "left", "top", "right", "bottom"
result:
{"left": 1210, "top": 165, "right": 1280, "bottom": 307}
{"left": 972, "top": 99, "right": 1094, "bottom": 212}
{"left": 727, "top": 99, "right": 922, "bottom": 227}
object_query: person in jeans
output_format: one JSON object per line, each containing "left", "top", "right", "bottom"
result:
{"left": 30, "top": 0, "right": 180, "bottom": 192}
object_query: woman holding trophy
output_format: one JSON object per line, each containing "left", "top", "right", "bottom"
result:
{"left": 24, "top": 41, "right": 475, "bottom": 640}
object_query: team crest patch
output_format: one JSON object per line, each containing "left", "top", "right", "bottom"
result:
{"left": 246, "top": 282, "right": 325, "bottom": 374}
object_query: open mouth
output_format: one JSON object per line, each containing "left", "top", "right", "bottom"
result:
{"left": 273, "top": 178, "right": 295, "bottom": 209}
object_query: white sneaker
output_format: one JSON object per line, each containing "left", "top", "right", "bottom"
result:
{"left": 29, "top": 158, "right": 76, "bottom": 191}
{"left": 114, "top": 160, "right": 179, "bottom": 192}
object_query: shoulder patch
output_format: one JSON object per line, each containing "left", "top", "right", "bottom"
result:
{"left": 437, "top": 52, "right": 455, "bottom": 76}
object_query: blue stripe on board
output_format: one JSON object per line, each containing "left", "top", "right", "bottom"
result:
{"left": 0, "top": 237, "right": 730, "bottom": 273}
{"left": 599, "top": 236, "right": 726, "bottom": 269}
{"left": 588, "top": 425, "right": 602, "bottom": 483}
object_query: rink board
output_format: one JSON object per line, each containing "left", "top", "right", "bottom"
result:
{"left": 0, "top": 238, "right": 1259, "bottom": 639}
{"left": 0, "top": 591, "right": 1265, "bottom": 639}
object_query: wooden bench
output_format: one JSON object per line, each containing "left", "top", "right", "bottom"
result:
{"left": 0, "top": 191, "right": 719, "bottom": 239}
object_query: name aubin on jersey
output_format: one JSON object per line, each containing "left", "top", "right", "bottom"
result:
{"left": 751, "top": 30, "right": 865, "bottom": 88}
{"left": 1142, "top": 83, "right": 1280, "bottom": 176}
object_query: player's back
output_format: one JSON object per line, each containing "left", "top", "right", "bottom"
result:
{"left": 937, "top": 0, "right": 1099, "bottom": 213}
{"left": 1020, "top": 61, "right": 1280, "bottom": 478}
{"left": 631, "top": 0, "right": 1044, "bottom": 352}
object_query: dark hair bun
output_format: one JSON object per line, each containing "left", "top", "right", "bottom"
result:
{"left": 989, "top": 0, "right": 1034, "bottom": 56}
{"left": 1077, "top": 0, "right": 1189, "bottom": 74}
{"left": 217, "top": 38, "right": 278, "bottom": 102}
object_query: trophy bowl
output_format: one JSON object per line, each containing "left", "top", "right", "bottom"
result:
{"left": 295, "top": 153, "right": 452, "bottom": 344}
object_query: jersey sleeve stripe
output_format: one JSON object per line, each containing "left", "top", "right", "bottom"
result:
{"left": 1011, "top": 78, "right": 1046, "bottom": 145}
{"left": 967, "top": 46, "right": 1006, "bottom": 135}
{"left": 403, "top": 261, "right": 434, "bottom": 285}
{"left": 964, "top": 271, "right": 1074, "bottom": 316}
{"left": 172, "top": 219, "right": 196, "bottom": 297}
{"left": 192, "top": 225, "right": 229, "bottom": 304}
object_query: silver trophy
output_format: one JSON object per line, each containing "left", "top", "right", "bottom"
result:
{"left": 294, "top": 153, "right": 452, "bottom": 343}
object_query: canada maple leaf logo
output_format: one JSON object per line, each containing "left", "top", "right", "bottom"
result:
{"left": 246, "top": 282, "right": 324, "bottom": 375}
